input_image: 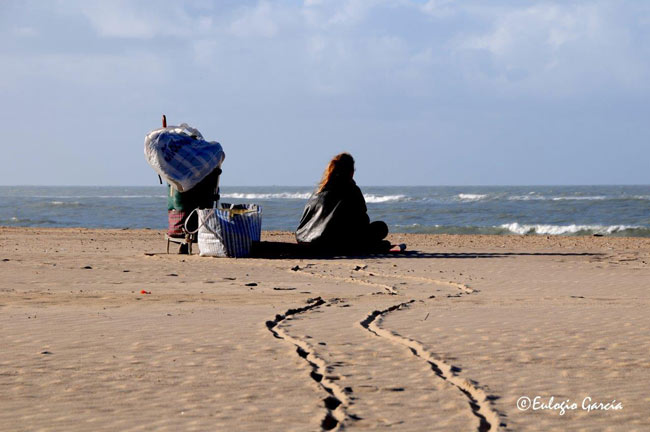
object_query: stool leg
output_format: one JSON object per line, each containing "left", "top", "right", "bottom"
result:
{"left": 167, "top": 239, "right": 170, "bottom": 254}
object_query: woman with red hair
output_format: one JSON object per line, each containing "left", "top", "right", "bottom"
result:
{"left": 296, "top": 153, "right": 391, "bottom": 254}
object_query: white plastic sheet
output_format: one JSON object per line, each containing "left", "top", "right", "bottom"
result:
{"left": 144, "top": 123, "right": 225, "bottom": 192}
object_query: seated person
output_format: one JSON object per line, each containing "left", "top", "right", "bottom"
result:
{"left": 296, "top": 153, "right": 390, "bottom": 254}
{"left": 167, "top": 166, "right": 222, "bottom": 237}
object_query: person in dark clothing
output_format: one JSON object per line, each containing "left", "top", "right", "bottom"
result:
{"left": 167, "top": 166, "right": 222, "bottom": 254}
{"left": 296, "top": 153, "right": 390, "bottom": 254}
{"left": 167, "top": 167, "right": 222, "bottom": 215}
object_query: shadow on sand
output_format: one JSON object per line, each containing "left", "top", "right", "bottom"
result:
{"left": 249, "top": 241, "right": 604, "bottom": 260}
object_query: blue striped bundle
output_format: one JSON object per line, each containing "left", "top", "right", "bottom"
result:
{"left": 144, "top": 124, "right": 225, "bottom": 192}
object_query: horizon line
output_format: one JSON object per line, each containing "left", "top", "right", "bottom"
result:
{"left": 1, "top": 184, "right": 650, "bottom": 188}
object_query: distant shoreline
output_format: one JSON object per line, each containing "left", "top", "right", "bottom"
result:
{"left": 3, "top": 227, "right": 650, "bottom": 244}
{"left": 2, "top": 184, "right": 650, "bottom": 187}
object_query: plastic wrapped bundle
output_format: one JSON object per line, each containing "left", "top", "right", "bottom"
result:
{"left": 144, "top": 123, "right": 225, "bottom": 192}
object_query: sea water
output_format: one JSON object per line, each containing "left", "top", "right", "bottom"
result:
{"left": 1, "top": 185, "right": 649, "bottom": 237}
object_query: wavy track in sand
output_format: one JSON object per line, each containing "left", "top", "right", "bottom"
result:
{"left": 262, "top": 262, "right": 502, "bottom": 430}
{"left": 359, "top": 300, "right": 502, "bottom": 432}
{"left": 265, "top": 297, "right": 352, "bottom": 431}
{"left": 288, "top": 265, "right": 398, "bottom": 295}
{"left": 355, "top": 268, "right": 479, "bottom": 295}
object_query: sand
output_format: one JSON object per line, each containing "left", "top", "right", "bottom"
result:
{"left": 1, "top": 227, "right": 649, "bottom": 431}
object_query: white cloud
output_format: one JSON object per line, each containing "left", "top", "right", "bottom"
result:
{"left": 455, "top": 2, "right": 650, "bottom": 95}
{"left": 328, "top": 0, "right": 378, "bottom": 25}
{"left": 301, "top": 0, "right": 384, "bottom": 29}
{"left": 462, "top": 5, "right": 590, "bottom": 55}
{"left": 228, "top": 2, "right": 279, "bottom": 38}
{"left": 77, "top": 0, "right": 197, "bottom": 38}
{"left": 7, "top": 0, "right": 650, "bottom": 101}
{"left": 420, "top": 0, "right": 457, "bottom": 18}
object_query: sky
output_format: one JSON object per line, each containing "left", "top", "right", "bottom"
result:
{"left": 1, "top": 0, "right": 649, "bottom": 186}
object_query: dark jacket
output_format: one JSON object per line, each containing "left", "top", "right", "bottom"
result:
{"left": 167, "top": 167, "right": 221, "bottom": 211}
{"left": 296, "top": 180, "right": 370, "bottom": 247}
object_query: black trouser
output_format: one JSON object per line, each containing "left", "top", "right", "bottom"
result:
{"left": 364, "top": 221, "right": 390, "bottom": 252}
{"left": 368, "top": 221, "right": 388, "bottom": 242}
{"left": 309, "top": 221, "right": 390, "bottom": 255}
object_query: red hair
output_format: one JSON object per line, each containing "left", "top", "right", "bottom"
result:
{"left": 317, "top": 153, "right": 355, "bottom": 193}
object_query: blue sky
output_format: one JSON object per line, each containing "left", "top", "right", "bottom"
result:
{"left": 1, "top": 0, "right": 649, "bottom": 186}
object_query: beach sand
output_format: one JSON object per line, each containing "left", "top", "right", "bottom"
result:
{"left": 1, "top": 227, "right": 649, "bottom": 431}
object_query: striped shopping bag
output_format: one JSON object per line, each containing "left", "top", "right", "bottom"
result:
{"left": 216, "top": 203, "right": 262, "bottom": 257}
{"left": 187, "top": 203, "right": 262, "bottom": 258}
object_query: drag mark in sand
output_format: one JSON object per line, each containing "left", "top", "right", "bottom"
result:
{"left": 288, "top": 266, "right": 398, "bottom": 295}
{"left": 359, "top": 301, "right": 501, "bottom": 432}
{"left": 288, "top": 262, "right": 474, "bottom": 296}
{"left": 266, "top": 297, "right": 351, "bottom": 431}
{"left": 356, "top": 269, "right": 478, "bottom": 295}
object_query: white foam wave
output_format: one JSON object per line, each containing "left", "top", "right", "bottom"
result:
{"left": 508, "top": 195, "right": 608, "bottom": 201}
{"left": 221, "top": 192, "right": 312, "bottom": 200}
{"left": 500, "top": 223, "right": 639, "bottom": 235}
{"left": 97, "top": 195, "right": 166, "bottom": 199}
{"left": 35, "top": 195, "right": 165, "bottom": 199}
{"left": 508, "top": 195, "right": 546, "bottom": 201}
{"left": 457, "top": 193, "right": 488, "bottom": 202}
{"left": 50, "top": 201, "right": 81, "bottom": 206}
{"left": 364, "top": 194, "right": 406, "bottom": 203}
{"left": 220, "top": 192, "right": 406, "bottom": 203}
{"left": 551, "top": 196, "right": 607, "bottom": 201}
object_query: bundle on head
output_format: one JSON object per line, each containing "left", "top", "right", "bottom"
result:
{"left": 318, "top": 152, "right": 355, "bottom": 192}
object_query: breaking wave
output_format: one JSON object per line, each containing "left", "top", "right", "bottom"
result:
{"left": 221, "top": 192, "right": 312, "bottom": 200}
{"left": 364, "top": 194, "right": 406, "bottom": 203}
{"left": 508, "top": 195, "right": 650, "bottom": 201}
{"left": 35, "top": 195, "right": 166, "bottom": 199}
{"left": 551, "top": 196, "right": 607, "bottom": 201}
{"left": 50, "top": 201, "right": 81, "bottom": 207}
{"left": 457, "top": 193, "right": 488, "bottom": 202}
{"left": 500, "top": 223, "right": 642, "bottom": 236}
{"left": 220, "top": 192, "right": 406, "bottom": 203}
{"left": 391, "top": 223, "right": 650, "bottom": 237}
{"left": 508, "top": 195, "right": 548, "bottom": 201}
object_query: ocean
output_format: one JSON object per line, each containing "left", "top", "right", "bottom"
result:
{"left": 1, "top": 185, "right": 649, "bottom": 237}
